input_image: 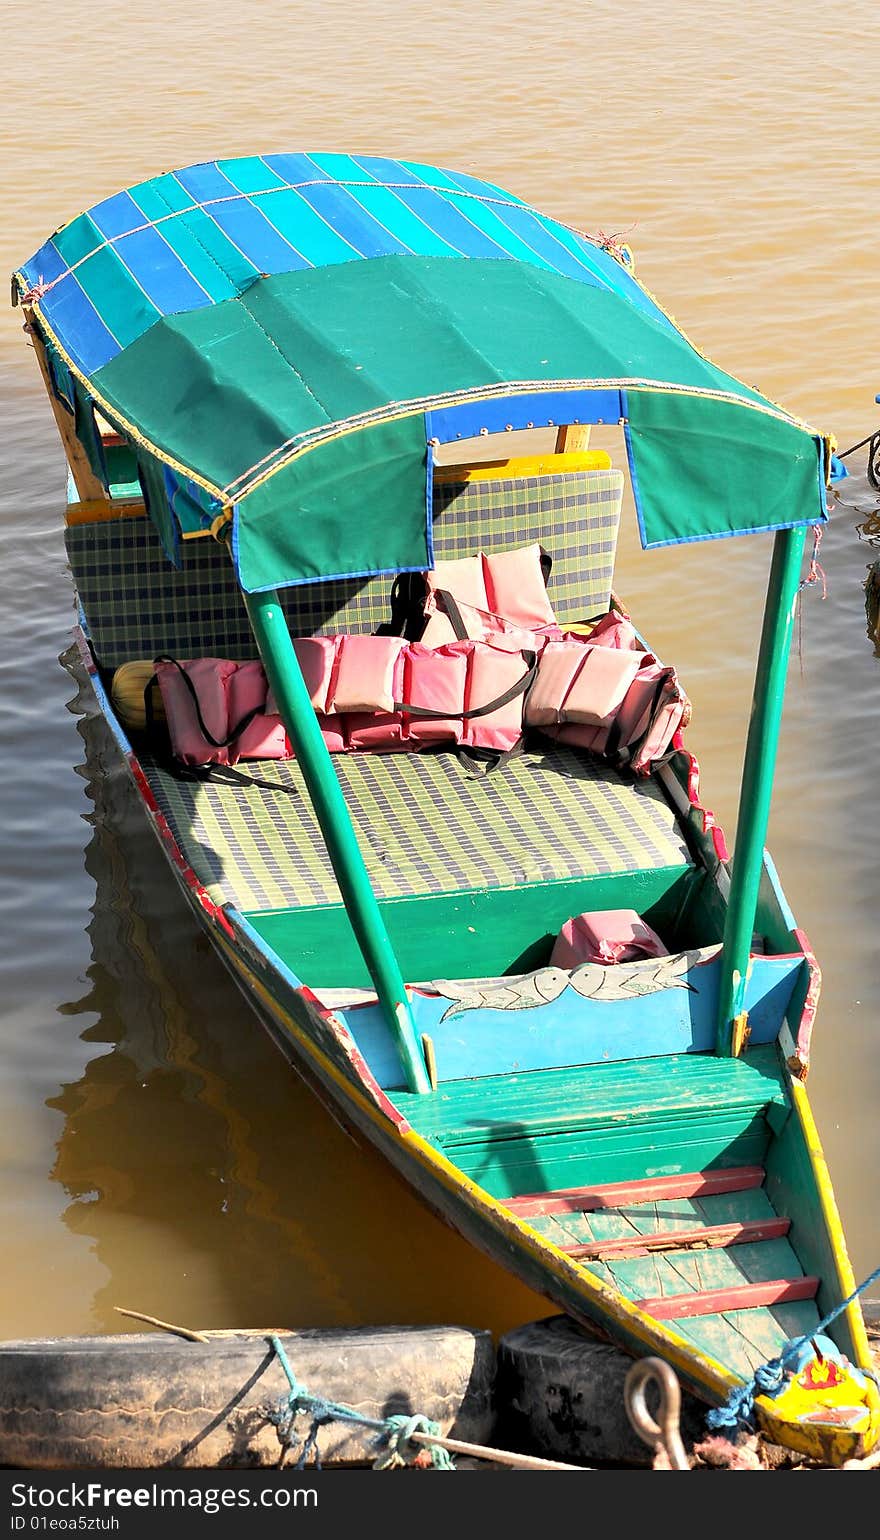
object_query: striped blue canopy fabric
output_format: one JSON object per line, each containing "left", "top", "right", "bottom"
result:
{"left": 16, "top": 151, "right": 670, "bottom": 377}
{"left": 14, "top": 152, "right": 829, "bottom": 587}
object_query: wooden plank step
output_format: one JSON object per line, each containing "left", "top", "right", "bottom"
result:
{"left": 636, "top": 1276, "right": 819, "bottom": 1320}
{"left": 398, "top": 1047, "right": 788, "bottom": 1147}
{"left": 563, "top": 1216, "right": 790, "bottom": 1261}
{"left": 505, "top": 1165, "right": 765, "bottom": 1219}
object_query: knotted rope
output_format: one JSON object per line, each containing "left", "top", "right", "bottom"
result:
{"left": 267, "top": 1334, "right": 453, "bottom": 1470}
{"left": 795, "top": 524, "right": 827, "bottom": 672}
{"left": 705, "top": 1262, "right": 880, "bottom": 1437}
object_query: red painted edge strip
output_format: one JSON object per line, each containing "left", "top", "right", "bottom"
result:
{"left": 505, "top": 1166, "right": 765, "bottom": 1218}
{"left": 791, "top": 925, "right": 820, "bottom": 1079}
{"left": 675, "top": 742, "right": 731, "bottom": 863}
{"left": 564, "top": 1216, "right": 790, "bottom": 1261}
{"left": 636, "top": 1275, "right": 819, "bottom": 1320}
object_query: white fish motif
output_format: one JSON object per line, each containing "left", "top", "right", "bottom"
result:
{"left": 433, "top": 945, "right": 721, "bottom": 1021}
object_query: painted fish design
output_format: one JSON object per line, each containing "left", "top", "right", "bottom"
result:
{"left": 433, "top": 945, "right": 722, "bottom": 1021}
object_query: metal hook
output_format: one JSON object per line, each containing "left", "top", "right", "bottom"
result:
{"left": 624, "top": 1357, "right": 691, "bottom": 1470}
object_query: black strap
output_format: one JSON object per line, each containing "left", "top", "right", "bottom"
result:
{"left": 436, "top": 588, "right": 471, "bottom": 642}
{"left": 457, "top": 739, "right": 526, "bottom": 779}
{"left": 393, "top": 649, "right": 538, "bottom": 721}
{"left": 152, "top": 655, "right": 265, "bottom": 750}
{"left": 143, "top": 670, "right": 160, "bottom": 738}
{"left": 376, "top": 572, "right": 427, "bottom": 640}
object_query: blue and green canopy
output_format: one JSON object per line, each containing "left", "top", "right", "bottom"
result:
{"left": 14, "top": 152, "right": 829, "bottom": 591}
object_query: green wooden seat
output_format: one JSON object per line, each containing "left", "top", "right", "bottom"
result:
{"left": 396, "top": 1047, "right": 790, "bottom": 1200}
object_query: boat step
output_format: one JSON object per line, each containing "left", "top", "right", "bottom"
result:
{"left": 562, "top": 1216, "right": 791, "bottom": 1261}
{"left": 505, "top": 1165, "right": 765, "bottom": 1219}
{"left": 636, "top": 1276, "right": 819, "bottom": 1320}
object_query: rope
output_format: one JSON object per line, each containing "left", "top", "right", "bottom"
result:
{"left": 836, "top": 428, "right": 880, "bottom": 459}
{"left": 795, "top": 525, "right": 827, "bottom": 674}
{"left": 705, "top": 1262, "right": 880, "bottom": 1437}
{"left": 267, "top": 1334, "right": 453, "bottom": 1470}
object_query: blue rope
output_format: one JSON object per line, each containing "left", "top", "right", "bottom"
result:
{"left": 706, "top": 1262, "right": 880, "bottom": 1436}
{"left": 267, "top": 1335, "right": 454, "bottom": 1470}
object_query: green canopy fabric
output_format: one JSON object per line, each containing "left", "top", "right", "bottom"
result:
{"left": 14, "top": 152, "right": 829, "bottom": 590}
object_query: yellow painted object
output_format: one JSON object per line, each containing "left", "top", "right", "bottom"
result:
{"left": 433, "top": 449, "right": 611, "bottom": 482}
{"left": 111, "top": 660, "right": 163, "bottom": 733}
{"left": 756, "top": 1352, "right": 880, "bottom": 1466}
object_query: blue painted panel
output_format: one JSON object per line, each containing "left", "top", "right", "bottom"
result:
{"left": 496, "top": 207, "right": 610, "bottom": 285}
{"left": 342, "top": 952, "right": 802, "bottom": 1088}
{"left": 426, "top": 388, "right": 623, "bottom": 444}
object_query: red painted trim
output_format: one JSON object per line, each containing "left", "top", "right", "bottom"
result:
{"left": 791, "top": 926, "right": 820, "bottom": 1078}
{"left": 128, "top": 757, "right": 236, "bottom": 940}
{"left": 563, "top": 1216, "right": 790, "bottom": 1261}
{"left": 71, "top": 624, "right": 98, "bottom": 677}
{"left": 676, "top": 744, "right": 731, "bottom": 863}
{"left": 298, "top": 982, "right": 408, "bottom": 1130}
{"left": 505, "top": 1166, "right": 765, "bottom": 1218}
{"left": 637, "top": 1276, "right": 819, "bottom": 1320}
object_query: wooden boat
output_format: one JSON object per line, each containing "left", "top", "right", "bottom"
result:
{"left": 13, "top": 151, "right": 878, "bottom": 1465}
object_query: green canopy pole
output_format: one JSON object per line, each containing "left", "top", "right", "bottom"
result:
{"left": 716, "top": 525, "right": 807, "bottom": 1056}
{"left": 242, "top": 588, "right": 431, "bottom": 1095}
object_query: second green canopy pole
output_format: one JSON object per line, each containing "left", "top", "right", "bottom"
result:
{"left": 716, "top": 525, "right": 807, "bottom": 1055}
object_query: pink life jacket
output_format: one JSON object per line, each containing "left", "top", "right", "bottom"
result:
{"left": 420, "top": 542, "right": 559, "bottom": 649}
{"left": 152, "top": 629, "right": 687, "bottom": 774}
{"left": 148, "top": 545, "right": 687, "bottom": 772}
{"left": 154, "top": 657, "right": 239, "bottom": 766}
{"left": 550, "top": 909, "right": 668, "bottom": 967}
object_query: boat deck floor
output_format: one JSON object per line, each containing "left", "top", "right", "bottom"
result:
{"left": 139, "top": 742, "right": 692, "bottom": 911}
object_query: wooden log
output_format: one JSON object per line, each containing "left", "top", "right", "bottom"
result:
{"left": 0, "top": 1326, "right": 495, "bottom": 1469}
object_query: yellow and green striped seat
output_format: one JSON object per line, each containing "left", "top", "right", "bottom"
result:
{"left": 139, "top": 742, "right": 692, "bottom": 911}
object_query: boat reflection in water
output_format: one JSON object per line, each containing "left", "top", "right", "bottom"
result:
{"left": 50, "top": 654, "right": 547, "bottom": 1338}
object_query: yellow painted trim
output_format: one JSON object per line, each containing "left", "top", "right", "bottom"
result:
{"left": 433, "top": 450, "right": 612, "bottom": 482}
{"left": 789, "top": 1077, "right": 872, "bottom": 1367}
{"left": 65, "top": 498, "right": 146, "bottom": 527}
{"left": 209, "top": 927, "right": 743, "bottom": 1406}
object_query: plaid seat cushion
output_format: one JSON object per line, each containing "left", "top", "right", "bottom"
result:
{"left": 139, "top": 742, "right": 691, "bottom": 912}
{"left": 66, "top": 469, "right": 624, "bottom": 667}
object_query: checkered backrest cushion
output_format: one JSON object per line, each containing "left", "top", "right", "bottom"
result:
{"left": 66, "top": 469, "right": 624, "bottom": 667}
